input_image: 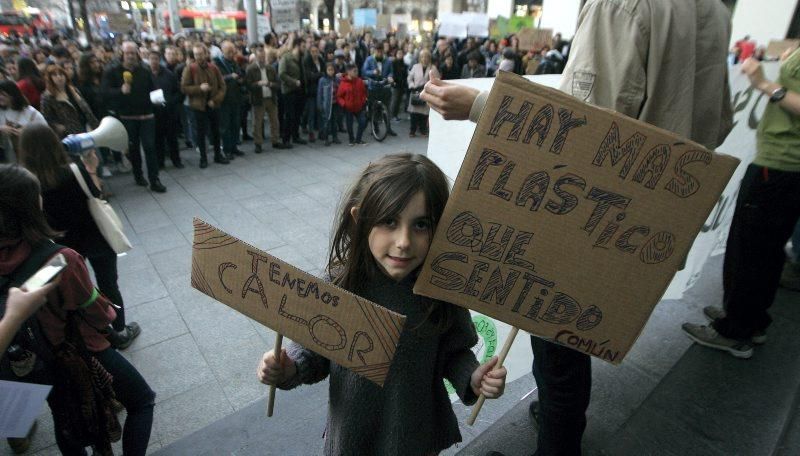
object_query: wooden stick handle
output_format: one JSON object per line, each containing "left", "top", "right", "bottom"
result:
{"left": 466, "top": 326, "right": 519, "bottom": 426}
{"left": 267, "top": 333, "right": 284, "bottom": 417}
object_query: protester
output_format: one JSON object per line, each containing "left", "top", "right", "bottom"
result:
{"left": 422, "top": 1, "right": 734, "bottom": 453}
{"left": 362, "top": 44, "right": 397, "bottom": 136}
{"left": 18, "top": 123, "right": 143, "bottom": 349}
{"left": 317, "top": 62, "right": 340, "bottom": 146}
{"left": 0, "top": 79, "right": 45, "bottom": 162}
{"left": 215, "top": 40, "right": 245, "bottom": 160}
{"left": 246, "top": 44, "right": 284, "bottom": 152}
{"left": 439, "top": 53, "right": 460, "bottom": 80}
{"left": 0, "top": 163, "right": 155, "bottom": 455}
{"left": 278, "top": 39, "right": 307, "bottom": 147}
{"left": 16, "top": 57, "right": 45, "bottom": 110}
{"left": 302, "top": 45, "right": 324, "bottom": 142}
{"left": 683, "top": 48, "right": 800, "bottom": 358}
{"left": 181, "top": 43, "right": 228, "bottom": 168}
{"left": 103, "top": 41, "right": 166, "bottom": 193}
{"left": 336, "top": 63, "right": 367, "bottom": 146}
{"left": 407, "top": 49, "right": 435, "bottom": 138}
{"left": 40, "top": 65, "right": 98, "bottom": 138}
{"left": 390, "top": 48, "right": 408, "bottom": 121}
{"left": 461, "top": 51, "right": 487, "bottom": 78}
{"left": 148, "top": 51, "right": 183, "bottom": 169}
{"left": 257, "top": 153, "right": 507, "bottom": 455}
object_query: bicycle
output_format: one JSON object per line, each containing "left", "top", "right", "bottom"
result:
{"left": 365, "top": 80, "right": 391, "bottom": 142}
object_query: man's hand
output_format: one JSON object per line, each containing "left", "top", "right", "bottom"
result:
{"left": 200, "top": 82, "right": 210, "bottom": 92}
{"left": 208, "top": 100, "right": 216, "bottom": 109}
{"left": 121, "top": 83, "right": 131, "bottom": 95}
{"left": 421, "top": 77, "right": 480, "bottom": 121}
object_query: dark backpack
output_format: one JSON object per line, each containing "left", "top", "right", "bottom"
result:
{"left": 0, "top": 241, "right": 62, "bottom": 381}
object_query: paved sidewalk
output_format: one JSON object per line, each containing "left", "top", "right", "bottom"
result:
{"left": 5, "top": 122, "right": 428, "bottom": 456}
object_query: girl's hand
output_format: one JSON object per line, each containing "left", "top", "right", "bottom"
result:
{"left": 4, "top": 281, "right": 59, "bottom": 326}
{"left": 257, "top": 348, "right": 297, "bottom": 386}
{"left": 470, "top": 356, "right": 507, "bottom": 399}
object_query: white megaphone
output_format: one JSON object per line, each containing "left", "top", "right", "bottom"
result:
{"left": 62, "top": 116, "right": 129, "bottom": 155}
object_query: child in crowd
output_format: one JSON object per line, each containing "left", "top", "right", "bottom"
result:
{"left": 258, "top": 153, "right": 507, "bottom": 455}
{"left": 335, "top": 63, "right": 368, "bottom": 146}
{"left": 317, "top": 62, "right": 340, "bottom": 146}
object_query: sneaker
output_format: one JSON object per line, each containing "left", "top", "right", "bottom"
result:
{"left": 255, "top": 144, "right": 263, "bottom": 153}
{"left": 780, "top": 260, "right": 800, "bottom": 291}
{"left": 681, "top": 323, "right": 753, "bottom": 358}
{"left": 199, "top": 157, "right": 208, "bottom": 168}
{"left": 108, "top": 323, "right": 142, "bottom": 350}
{"left": 702, "top": 306, "right": 767, "bottom": 344}
{"left": 233, "top": 149, "right": 245, "bottom": 156}
{"left": 214, "top": 155, "right": 230, "bottom": 165}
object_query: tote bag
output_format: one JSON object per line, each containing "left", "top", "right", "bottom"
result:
{"left": 69, "top": 163, "right": 132, "bottom": 254}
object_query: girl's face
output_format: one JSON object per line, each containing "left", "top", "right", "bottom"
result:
{"left": 0, "top": 90, "right": 9, "bottom": 107}
{"left": 52, "top": 72, "right": 66, "bottom": 89}
{"left": 366, "top": 191, "right": 432, "bottom": 282}
{"left": 326, "top": 65, "right": 335, "bottom": 77}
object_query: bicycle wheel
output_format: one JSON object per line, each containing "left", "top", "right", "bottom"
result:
{"left": 371, "top": 102, "right": 390, "bottom": 142}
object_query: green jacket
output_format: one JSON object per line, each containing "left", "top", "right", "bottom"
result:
{"left": 278, "top": 52, "right": 303, "bottom": 95}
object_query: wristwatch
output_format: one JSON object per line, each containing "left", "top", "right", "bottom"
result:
{"left": 769, "top": 86, "right": 787, "bottom": 103}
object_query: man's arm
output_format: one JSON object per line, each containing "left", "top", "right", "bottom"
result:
{"left": 558, "top": 0, "right": 649, "bottom": 117}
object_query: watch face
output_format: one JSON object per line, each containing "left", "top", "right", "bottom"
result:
{"left": 770, "top": 87, "right": 787, "bottom": 103}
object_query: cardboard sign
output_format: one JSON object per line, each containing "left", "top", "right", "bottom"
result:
{"left": 270, "top": 0, "right": 300, "bottom": 34}
{"left": 191, "top": 219, "right": 406, "bottom": 385}
{"left": 765, "top": 39, "right": 800, "bottom": 60}
{"left": 338, "top": 18, "right": 352, "bottom": 36}
{"left": 517, "top": 27, "right": 553, "bottom": 51}
{"left": 414, "top": 72, "right": 739, "bottom": 364}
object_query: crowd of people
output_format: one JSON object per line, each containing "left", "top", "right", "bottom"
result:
{"left": 0, "top": 28, "right": 569, "bottom": 194}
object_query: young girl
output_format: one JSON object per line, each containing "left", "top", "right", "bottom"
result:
{"left": 258, "top": 153, "right": 507, "bottom": 455}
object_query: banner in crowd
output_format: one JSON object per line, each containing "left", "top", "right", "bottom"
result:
{"left": 353, "top": 9, "right": 377, "bottom": 28}
{"left": 270, "top": 0, "right": 300, "bottom": 34}
{"left": 417, "top": 72, "right": 739, "bottom": 364}
{"left": 517, "top": 28, "right": 553, "bottom": 52}
{"left": 438, "top": 12, "right": 490, "bottom": 39}
{"left": 190, "top": 219, "right": 406, "bottom": 386}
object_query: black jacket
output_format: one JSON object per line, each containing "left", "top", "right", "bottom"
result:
{"left": 303, "top": 54, "right": 324, "bottom": 97}
{"left": 101, "top": 62, "right": 155, "bottom": 116}
{"left": 151, "top": 66, "right": 181, "bottom": 113}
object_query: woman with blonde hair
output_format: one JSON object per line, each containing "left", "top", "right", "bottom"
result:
{"left": 406, "top": 49, "right": 437, "bottom": 137}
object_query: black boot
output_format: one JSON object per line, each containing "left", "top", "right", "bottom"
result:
{"left": 107, "top": 323, "right": 142, "bottom": 350}
{"left": 214, "top": 153, "right": 230, "bottom": 164}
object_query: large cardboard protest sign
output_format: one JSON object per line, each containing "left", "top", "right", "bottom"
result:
{"left": 414, "top": 72, "right": 739, "bottom": 364}
{"left": 191, "top": 219, "right": 405, "bottom": 385}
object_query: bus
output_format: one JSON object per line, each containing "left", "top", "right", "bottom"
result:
{"left": 163, "top": 10, "right": 247, "bottom": 35}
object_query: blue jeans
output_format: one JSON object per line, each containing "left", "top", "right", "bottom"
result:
{"left": 121, "top": 117, "right": 158, "bottom": 182}
{"left": 320, "top": 106, "right": 340, "bottom": 141}
{"left": 345, "top": 110, "right": 366, "bottom": 143}
{"left": 303, "top": 96, "right": 320, "bottom": 132}
{"left": 50, "top": 347, "right": 155, "bottom": 455}
{"left": 531, "top": 336, "right": 591, "bottom": 456}
{"left": 219, "top": 101, "right": 241, "bottom": 154}
{"left": 182, "top": 104, "right": 195, "bottom": 145}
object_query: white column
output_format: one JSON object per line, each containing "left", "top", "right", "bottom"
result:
{"left": 246, "top": 0, "right": 258, "bottom": 43}
{"left": 168, "top": 0, "right": 181, "bottom": 34}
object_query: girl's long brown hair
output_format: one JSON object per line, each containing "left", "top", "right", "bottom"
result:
{"left": 17, "top": 123, "right": 70, "bottom": 190}
{"left": 0, "top": 164, "right": 60, "bottom": 245}
{"left": 328, "top": 153, "right": 453, "bottom": 331}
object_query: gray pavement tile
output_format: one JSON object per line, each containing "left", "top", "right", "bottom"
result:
{"left": 211, "top": 174, "right": 265, "bottom": 200}
{"left": 124, "top": 297, "right": 189, "bottom": 353}
{"left": 124, "top": 208, "right": 175, "bottom": 234}
{"left": 118, "top": 266, "right": 169, "bottom": 308}
{"left": 150, "top": 245, "right": 192, "bottom": 280}
{"left": 179, "top": 295, "right": 260, "bottom": 349}
{"left": 137, "top": 224, "right": 190, "bottom": 255}
{"left": 199, "top": 333, "right": 274, "bottom": 411}
{"left": 117, "top": 246, "right": 155, "bottom": 276}
{"left": 124, "top": 333, "right": 217, "bottom": 403}
{"left": 151, "top": 380, "right": 234, "bottom": 448}
{"left": 26, "top": 446, "right": 61, "bottom": 456}
{"left": 1, "top": 407, "right": 57, "bottom": 456}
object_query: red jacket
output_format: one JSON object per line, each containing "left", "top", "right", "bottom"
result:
{"left": 17, "top": 78, "right": 42, "bottom": 110}
{"left": 336, "top": 76, "right": 367, "bottom": 114}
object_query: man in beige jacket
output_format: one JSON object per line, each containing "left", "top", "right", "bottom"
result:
{"left": 422, "top": 1, "right": 733, "bottom": 454}
{"left": 181, "top": 43, "right": 227, "bottom": 168}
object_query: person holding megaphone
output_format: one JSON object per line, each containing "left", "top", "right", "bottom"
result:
{"left": 101, "top": 41, "right": 166, "bottom": 193}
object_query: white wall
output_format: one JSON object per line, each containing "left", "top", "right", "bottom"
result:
{"left": 730, "top": 0, "right": 797, "bottom": 48}
{"left": 540, "top": 0, "right": 581, "bottom": 39}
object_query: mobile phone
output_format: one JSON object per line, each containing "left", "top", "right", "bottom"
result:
{"left": 21, "top": 253, "right": 67, "bottom": 291}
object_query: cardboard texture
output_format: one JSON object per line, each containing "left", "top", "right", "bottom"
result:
{"left": 338, "top": 19, "right": 352, "bottom": 36}
{"left": 517, "top": 28, "right": 553, "bottom": 51}
{"left": 765, "top": 39, "right": 800, "bottom": 59}
{"left": 414, "top": 72, "right": 739, "bottom": 364}
{"left": 191, "top": 219, "right": 406, "bottom": 385}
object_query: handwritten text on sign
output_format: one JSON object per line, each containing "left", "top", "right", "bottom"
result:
{"left": 415, "top": 72, "right": 739, "bottom": 364}
{"left": 191, "top": 219, "right": 406, "bottom": 385}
